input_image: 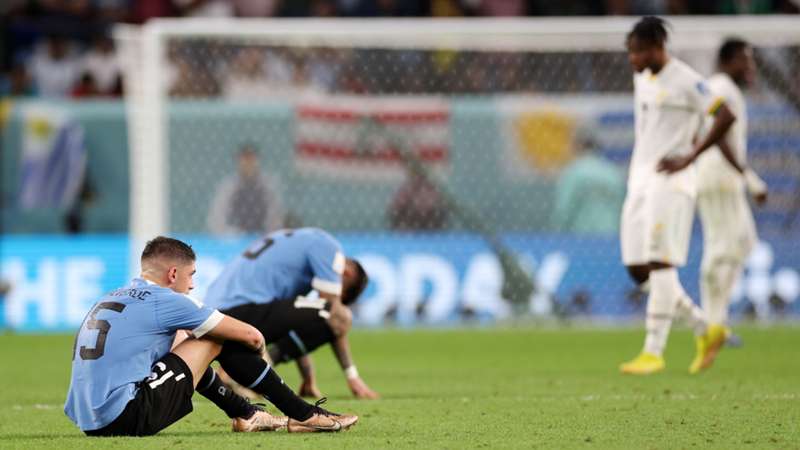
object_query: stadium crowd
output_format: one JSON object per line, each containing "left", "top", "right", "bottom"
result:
{"left": 2, "top": 0, "right": 799, "bottom": 98}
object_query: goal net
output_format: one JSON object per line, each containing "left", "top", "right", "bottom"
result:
{"left": 116, "top": 17, "right": 800, "bottom": 324}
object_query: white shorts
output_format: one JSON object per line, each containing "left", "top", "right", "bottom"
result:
{"left": 697, "top": 188, "right": 757, "bottom": 265}
{"left": 620, "top": 186, "right": 695, "bottom": 267}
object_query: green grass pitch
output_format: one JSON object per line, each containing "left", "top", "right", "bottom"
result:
{"left": 1, "top": 325, "right": 798, "bottom": 449}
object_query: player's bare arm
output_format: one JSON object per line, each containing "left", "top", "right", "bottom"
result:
{"left": 713, "top": 137, "right": 768, "bottom": 204}
{"left": 658, "top": 102, "right": 737, "bottom": 173}
{"left": 293, "top": 300, "right": 354, "bottom": 398}
{"left": 296, "top": 355, "right": 323, "bottom": 398}
{"left": 744, "top": 168, "right": 769, "bottom": 206}
{"left": 205, "top": 315, "right": 266, "bottom": 353}
{"left": 327, "top": 301, "right": 353, "bottom": 337}
{"left": 332, "top": 335, "right": 380, "bottom": 399}
{"left": 318, "top": 290, "right": 342, "bottom": 304}
{"left": 714, "top": 136, "right": 745, "bottom": 174}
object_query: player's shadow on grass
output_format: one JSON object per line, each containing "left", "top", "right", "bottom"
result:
{"left": 4, "top": 430, "right": 226, "bottom": 440}
{"left": 149, "top": 430, "right": 239, "bottom": 438}
{"left": 3, "top": 432, "right": 88, "bottom": 440}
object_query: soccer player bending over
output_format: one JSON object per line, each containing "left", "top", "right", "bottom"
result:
{"left": 65, "top": 236, "right": 357, "bottom": 436}
{"left": 619, "top": 17, "right": 739, "bottom": 375}
{"left": 224, "top": 289, "right": 365, "bottom": 400}
{"left": 205, "top": 227, "right": 378, "bottom": 399}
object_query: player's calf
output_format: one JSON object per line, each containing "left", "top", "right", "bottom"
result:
{"left": 217, "top": 341, "right": 358, "bottom": 430}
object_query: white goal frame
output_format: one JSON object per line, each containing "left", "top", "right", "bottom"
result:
{"left": 115, "top": 15, "right": 800, "bottom": 252}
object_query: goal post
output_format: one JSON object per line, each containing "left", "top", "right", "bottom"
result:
{"left": 117, "top": 16, "right": 800, "bottom": 241}
{"left": 115, "top": 16, "right": 800, "bottom": 319}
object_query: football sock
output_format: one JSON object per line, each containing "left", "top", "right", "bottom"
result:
{"left": 643, "top": 268, "right": 678, "bottom": 356}
{"left": 701, "top": 259, "right": 740, "bottom": 325}
{"left": 217, "top": 343, "right": 314, "bottom": 420}
{"left": 675, "top": 294, "right": 708, "bottom": 336}
{"left": 257, "top": 367, "right": 315, "bottom": 420}
{"left": 196, "top": 367, "right": 255, "bottom": 419}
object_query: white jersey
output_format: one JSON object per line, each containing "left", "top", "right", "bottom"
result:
{"left": 630, "top": 58, "right": 723, "bottom": 196}
{"left": 696, "top": 73, "right": 747, "bottom": 193}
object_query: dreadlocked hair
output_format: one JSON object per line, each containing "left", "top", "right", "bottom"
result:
{"left": 627, "top": 16, "right": 670, "bottom": 47}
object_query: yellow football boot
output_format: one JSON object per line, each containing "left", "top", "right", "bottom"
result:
{"left": 689, "top": 324, "right": 727, "bottom": 374}
{"left": 620, "top": 352, "right": 665, "bottom": 375}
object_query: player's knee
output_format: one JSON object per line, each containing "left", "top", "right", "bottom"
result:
{"left": 267, "top": 344, "right": 289, "bottom": 364}
{"left": 626, "top": 265, "right": 650, "bottom": 286}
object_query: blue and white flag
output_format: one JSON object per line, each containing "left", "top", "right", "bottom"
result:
{"left": 18, "top": 104, "right": 87, "bottom": 210}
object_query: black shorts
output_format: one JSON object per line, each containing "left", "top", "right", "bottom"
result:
{"left": 85, "top": 353, "right": 195, "bottom": 437}
{"left": 223, "top": 298, "right": 335, "bottom": 363}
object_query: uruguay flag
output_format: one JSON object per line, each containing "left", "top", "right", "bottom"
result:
{"left": 18, "top": 104, "right": 87, "bottom": 210}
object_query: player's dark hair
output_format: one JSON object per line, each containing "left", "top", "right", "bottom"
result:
{"left": 141, "top": 236, "right": 196, "bottom": 263}
{"left": 718, "top": 38, "right": 749, "bottom": 66}
{"left": 238, "top": 142, "right": 258, "bottom": 156}
{"left": 342, "top": 258, "right": 368, "bottom": 305}
{"left": 627, "top": 16, "right": 669, "bottom": 48}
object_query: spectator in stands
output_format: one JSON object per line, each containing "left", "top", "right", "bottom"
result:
{"left": 221, "top": 47, "right": 270, "bottom": 99}
{"left": 71, "top": 72, "right": 101, "bottom": 97}
{"left": 64, "top": 171, "right": 97, "bottom": 233}
{"left": 467, "top": 0, "right": 527, "bottom": 16}
{"left": 1, "top": 64, "right": 36, "bottom": 97}
{"left": 232, "top": 0, "right": 281, "bottom": 16}
{"left": 551, "top": 122, "right": 625, "bottom": 235}
{"left": 207, "top": 144, "right": 285, "bottom": 235}
{"left": 307, "top": 48, "right": 341, "bottom": 92}
{"left": 81, "top": 35, "right": 121, "bottom": 96}
{"left": 29, "top": 35, "right": 81, "bottom": 97}
{"left": 174, "top": 0, "right": 235, "bottom": 17}
{"left": 388, "top": 170, "right": 449, "bottom": 230}
{"left": 168, "top": 49, "right": 220, "bottom": 97}
{"left": 130, "top": 0, "right": 178, "bottom": 23}
{"left": 95, "top": 0, "right": 131, "bottom": 22}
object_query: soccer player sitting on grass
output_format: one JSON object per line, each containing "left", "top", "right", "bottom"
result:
{"left": 205, "top": 227, "right": 379, "bottom": 399}
{"left": 65, "top": 236, "right": 357, "bottom": 436}
{"left": 619, "top": 17, "right": 740, "bottom": 375}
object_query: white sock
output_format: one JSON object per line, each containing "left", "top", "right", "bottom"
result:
{"left": 643, "top": 269, "right": 678, "bottom": 356}
{"left": 701, "top": 259, "right": 742, "bottom": 325}
{"left": 675, "top": 294, "right": 708, "bottom": 336}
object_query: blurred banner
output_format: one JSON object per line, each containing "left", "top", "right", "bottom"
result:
{"left": 3, "top": 98, "right": 798, "bottom": 235}
{"left": 1, "top": 232, "right": 798, "bottom": 331}
{"left": 18, "top": 103, "right": 87, "bottom": 210}
{"left": 295, "top": 97, "right": 450, "bottom": 180}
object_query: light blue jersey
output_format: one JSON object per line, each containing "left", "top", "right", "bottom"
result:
{"left": 205, "top": 228, "right": 345, "bottom": 310}
{"left": 64, "top": 278, "right": 222, "bottom": 431}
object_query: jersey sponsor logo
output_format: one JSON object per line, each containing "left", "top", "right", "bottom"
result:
{"left": 695, "top": 82, "right": 709, "bottom": 95}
